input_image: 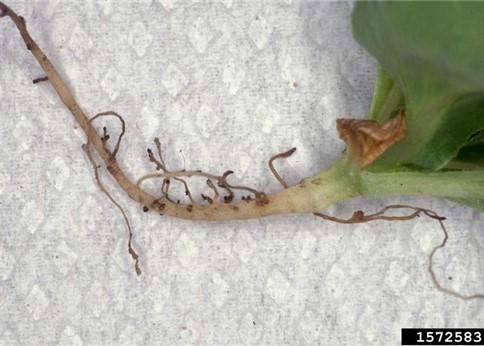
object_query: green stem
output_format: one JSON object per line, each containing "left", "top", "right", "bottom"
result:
{"left": 360, "top": 169, "right": 484, "bottom": 200}
{"left": 368, "top": 65, "right": 404, "bottom": 122}
{"left": 304, "top": 157, "right": 361, "bottom": 206}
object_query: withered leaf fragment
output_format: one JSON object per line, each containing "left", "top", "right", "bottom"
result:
{"left": 337, "top": 109, "right": 406, "bottom": 167}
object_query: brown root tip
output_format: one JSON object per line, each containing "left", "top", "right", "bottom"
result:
{"left": 32, "top": 76, "right": 49, "bottom": 84}
{"left": 222, "top": 170, "right": 234, "bottom": 179}
{"left": 201, "top": 193, "right": 213, "bottom": 204}
{"left": 128, "top": 244, "right": 141, "bottom": 276}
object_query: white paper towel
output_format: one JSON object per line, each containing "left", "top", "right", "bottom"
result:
{"left": 0, "top": 0, "right": 483, "bottom": 345}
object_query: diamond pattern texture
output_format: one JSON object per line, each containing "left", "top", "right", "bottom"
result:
{"left": 0, "top": 1, "right": 483, "bottom": 345}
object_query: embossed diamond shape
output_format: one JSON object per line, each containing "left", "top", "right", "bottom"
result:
{"left": 300, "top": 310, "right": 323, "bottom": 344}
{"left": 188, "top": 17, "right": 213, "bottom": 54}
{"left": 59, "top": 326, "right": 83, "bottom": 346}
{"left": 25, "top": 285, "right": 50, "bottom": 321}
{"left": 136, "top": 105, "right": 161, "bottom": 139}
{"left": 79, "top": 195, "right": 102, "bottom": 232}
{"left": 54, "top": 241, "right": 78, "bottom": 275}
{"left": 322, "top": 263, "right": 347, "bottom": 298}
{"left": 56, "top": 280, "right": 82, "bottom": 316}
{"left": 13, "top": 116, "right": 35, "bottom": 151}
{"left": 128, "top": 21, "right": 153, "bottom": 57}
{"left": 0, "top": 244, "right": 15, "bottom": 280}
{"left": 316, "top": 93, "right": 340, "bottom": 131}
{"left": 278, "top": 45, "right": 293, "bottom": 83}
{"left": 47, "top": 156, "right": 71, "bottom": 191}
{"left": 233, "top": 230, "right": 256, "bottom": 263}
{"left": 173, "top": 233, "right": 199, "bottom": 268}
{"left": 162, "top": 63, "right": 188, "bottom": 98}
{"left": 99, "top": 0, "right": 114, "bottom": 16}
{"left": 207, "top": 272, "right": 230, "bottom": 308}
{"left": 178, "top": 318, "right": 200, "bottom": 344}
{"left": 85, "top": 281, "right": 109, "bottom": 318}
{"left": 248, "top": 15, "right": 272, "bottom": 50}
{"left": 0, "top": 163, "right": 10, "bottom": 196}
{"left": 238, "top": 312, "right": 263, "bottom": 344}
{"left": 292, "top": 230, "right": 317, "bottom": 259}
{"left": 255, "top": 99, "right": 280, "bottom": 134}
{"left": 118, "top": 324, "right": 144, "bottom": 345}
{"left": 411, "top": 218, "right": 441, "bottom": 253}
{"left": 385, "top": 261, "right": 409, "bottom": 293}
{"left": 223, "top": 60, "right": 246, "bottom": 95}
{"left": 146, "top": 276, "right": 170, "bottom": 313}
{"left": 22, "top": 200, "right": 45, "bottom": 234}
{"left": 351, "top": 224, "right": 376, "bottom": 254}
{"left": 0, "top": 329, "right": 18, "bottom": 346}
{"left": 359, "top": 305, "right": 381, "bottom": 343}
{"left": 220, "top": 0, "right": 233, "bottom": 8}
{"left": 195, "top": 103, "right": 219, "bottom": 138}
{"left": 43, "top": 0, "right": 63, "bottom": 19}
{"left": 68, "top": 23, "right": 93, "bottom": 61}
{"left": 265, "top": 269, "right": 290, "bottom": 304}
{"left": 157, "top": 0, "right": 179, "bottom": 11}
{"left": 237, "top": 152, "right": 255, "bottom": 177}
{"left": 101, "top": 67, "right": 126, "bottom": 101}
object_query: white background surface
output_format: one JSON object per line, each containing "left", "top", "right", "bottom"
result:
{"left": 0, "top": 0, "right": 483, "bottom": 345}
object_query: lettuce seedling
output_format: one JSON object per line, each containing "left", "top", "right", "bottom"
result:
{"left": 1, "top": 1, "right": 482, "bottom": 297}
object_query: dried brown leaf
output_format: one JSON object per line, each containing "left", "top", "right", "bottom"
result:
{"left": 337, "top": 109, "right": 406, "bottom": 167}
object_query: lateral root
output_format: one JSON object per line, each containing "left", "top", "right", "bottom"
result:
{"left": 315, "top": 205, "right": 483, "bottom": 300}
{"left": 138, "top": 138, "right": 272, "bottom": 209}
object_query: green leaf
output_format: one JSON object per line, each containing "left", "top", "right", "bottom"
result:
{"left": 407, "top": 94, "right": 484, "bottom": 169}
{"left": 466, "top": 130, "right": 484, "bottom": 146}
{"left": 352, "top": 2, "right": 484, "bottom": 170}
{"left": 447, "top": 142, "right": 484, "bottom": 170}
{"left": 368, "top": 65, "right": 404, "bottom": 123}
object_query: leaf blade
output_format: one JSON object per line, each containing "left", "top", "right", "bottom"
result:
{"left": 353, "top": 2, "right": 484, "bottom": 170}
